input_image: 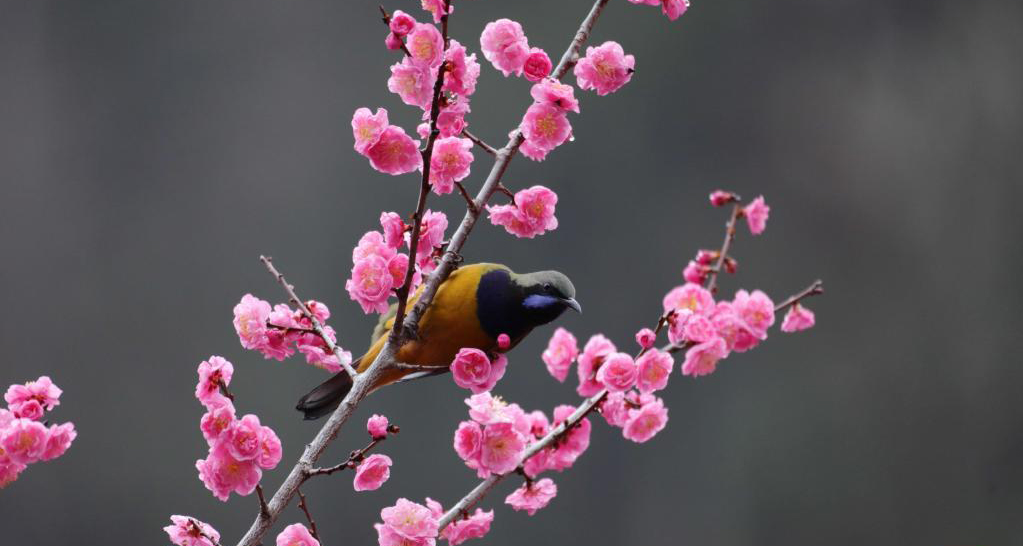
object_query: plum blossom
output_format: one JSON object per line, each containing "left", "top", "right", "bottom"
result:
{"left": 200, "top": 402, "right": 236, "bottom": 445}
{"left": 683, "top": 260, "right": 707, "bottom": 284}
{"left": 505, "top": 478, "right": 557, "bottom": 515}
{"left": 407, "top": 23, "right": 444, "bottom": 68}
{"left": 232, "top": 294, "right": 272, "bottom": 351}
{"left": 380, "top": 212, "right": 406, "bottom": 249}
{"left": 354, "top": 453, "right": 393, "bottom": 491}
{"left": 622, "top": 397, "right": 669, "bottom": 443}
{"left": 595, "top": 352, "right": 638, "bottom": 392}
{"left": 450, "top": 348, "right": 506, "bottom": 394}
{"left": 276, "top": 524, "right": 319, "bottom": 546}
{"left": 443, "top": 40, "right": 481, "bottom": 97}
{"left": 195, "top": 444, "right": 262, "bottom": 501}
{"left": 385, "top": 32, "right": 403, "bottom": 51}
{"left": 453, "top": 420, "right": 484, "bottom": 473}
{"left": 661, "top": 0, "right": 689, "bottom": 21}
{"left": 663, "top": 283, "right": 715, "bottom": 316}
{"left": 497, "top": 333, "right": 511, "bottom": 350}
{"left": 781, "top": 303, "right": 816, "bottom": 332}
{"left": 635, "top": 328, "right": 656, "bottom": 349}
{"left": 367, "top": 125, "right": 423, "bottom": 175}
{"left": 389, "top": 10, "right": 417, "bottom": 36}
{"left": 195, "top": 356, "right": 234, "bottom": 408}
{"left": 429, "top": 137, "right": 473, "bottom": 193}
{"left": 529, "top": 79, "right": 580, "bottom": 113}
{"left": 743, "top": 195, "right": 770, "bottom": 235}
{"left": 577, "top": 334, "right": 616, "bottom": 397}
{"left": 1, "top": 418, "right": 48, "bottom": 464}
{"left": 523, "top": 48, "right": 552, "bottom": 82}
{"left": 681, "top": 336, "right": 729, "bottom": 377}
{"left": 420, "top": 0, "right": 451, "bottom": 24}
{"left": 541, "top": 327, "right": 579, "bottom": 382}
{"left": 709, "top": 189, "right": 737, "bottom": 207}
{"left": 486, "top": 185, "right": 559, "bottom": 239}
{"left": 388, "top": 57, "right": 437, "bottom": 109}
{"left": 368, "top": 414, "right": 390, "bottom": 439}
{"left": 635, "top": 349, "right": 673, "bottom": 394}
{"left": 224, "top": 414, "right": 265, "bottom": 462}
{"left": 519, "top": 103, "right": 572, "bottom": 156}
{"left": 732, "top": 289, "right": 775, "bottom": 339}
{"left": 480, "top": 422, "right": 526, "bottom": 475}
{"left": 380, "top": 498, "right": 440, "bottom": 542}
{"left": 164, "top": 516, "right": 221, "bottom": 546}
{"left": 442, "top": 508, "right": 493, "bottom": 545}
{"left": 574, "top": 41, "right": 635, "bottom": 96}
{"left": 480, "top": 19, "right": 530, "bottom": 77}
{"left": 352, "top": 107, "right": 390, "bottom": 155}
{"left": 347, "top": 254, "right": 394, "bottom": 314}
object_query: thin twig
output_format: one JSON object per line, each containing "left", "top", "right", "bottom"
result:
{"left": 266, "top": 322, "right": 317, "bottom": 335}
{"left": 461, "top": 129, "right": 497, "bottom": 155}
{"left": 378, "top": 5, "right": 413, "bottom": 58}
{"left": 255, "top": 485, "right": 270, "bottom": 518}
{"left": 706, "top": 203, "right": 742, "bottom": 294}
{"left": 258, "top": 256, "right": 358, "bottom": 378}
{"left": 454, "top": 182, "right": 478, "bottom": 214}
{"left": 296, "top": 489, "right": 319, "bottom": 541}
{"left": 307, "top": 436, "right": 387, "bottom": 477}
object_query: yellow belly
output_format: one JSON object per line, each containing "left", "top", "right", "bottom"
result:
{"left": 357, "top": 263, "right": 504, "bottom": 387}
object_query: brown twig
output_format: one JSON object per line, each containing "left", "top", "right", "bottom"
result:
{"left": 258, "top": 256, "right": 358, "bottom": 378}
{"left": 495, "top": 183, "right": 516, "bottom": 200}
{"left": 706, "top": 203, "right": 743, "bottom": 294}
{"left": 307, "top": 436, "right": 388, "bottom": 477}
{"left": 461, "top": 129, "right": 497, "bottom": 156}
{"left": 266, "top": 322, "right": 317, "bottom": 335}
{"left": 296, "top": 489, "right": 320, "bottom": 541}
{"left": 378, "top": 5, "right": 413, "bottom": 58}
{"left": 255, "top": 485, "right": 270, "bottom": 518}
{"left": 454, "top": 182, "right": 478, "bottom": 214}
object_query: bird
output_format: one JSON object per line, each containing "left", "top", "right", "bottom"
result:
{"left": 296, "top": 263, "right": 580, "bottom": 420}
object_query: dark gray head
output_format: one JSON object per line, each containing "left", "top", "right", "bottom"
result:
{"left": 475, "top": 268, "right": 581, "bottom": 342}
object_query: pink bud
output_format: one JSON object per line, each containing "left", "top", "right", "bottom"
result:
{"left": 367, "top": 414, "right": 390, "bottom": 439}
{"left": 385, "top": 32, "right": 403, "bottom": 51}
{"left": 709, "top": 190, "right": 737, "bottom": 207}
{"left": 635, "top": 328, "right": 656, "bottom": 349}
{"left": 523, "top": 48, "right": 552, "bottom": 82}
{"left": 497, "top": 333, "right": 511, "bottom": 350}
{"left": 389, "top": 10, "right": 416, "bottom": 36}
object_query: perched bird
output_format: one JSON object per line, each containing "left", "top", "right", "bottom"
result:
{"left": 296, "top": 263, "right": 580, "bottom": 420}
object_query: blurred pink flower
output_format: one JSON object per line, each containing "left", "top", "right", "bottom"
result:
{"left": 389, "top": 10, "right": 416, "bottom": 36}
{"left": 1, "top": 418, "right": 48, "bottom": 464}
{"left": 276, "top": 524, "right": 319, "bottom": 546}
{"left": 367, "top": 414, "right": 390, "bottom": 439}
{"left": 682, "top": 336, "right": 729, "bottom": 377}
{"left": 743, "top": 195, "right": 770, "bottom": 235}
{"left": 623, "top": 397, "right": 669, "bottom": 443}
{"left": 407, "top": 23, "right": 444, "bottom": 68}
{"left": 529, "top": 79, "right": 580, "bottom": 113}
{"left": 195, "top": 356, "right": 234, "bottom": 408}
{"left": 541, "top": 327, "right": 579, "bottom": 382}
{"left": 781, "top": 303, "right": 816, "bottom": 332}
{"left": 443, "top": 40, "right": 480, "bottom": 97}
{"left": 505, "top": 478, "right": 557, "bottom": 515}
{"left": 442, "top": 508, "right": 493, "bottom": 545}
{"left": 354, "top": 453, "right": 393, "bottom": 491}
{"left": 165, "top": 516, "right": 221, "bottom": 546}
{"left": 480, "top": 422, "right": 525, "bottom": 475}
{"left": 380, "top": 498, "right": 439, "bottom": 541}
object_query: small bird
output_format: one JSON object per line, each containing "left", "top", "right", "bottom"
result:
{"left": 296, "top": 263, "right": 580, "bottom": 420}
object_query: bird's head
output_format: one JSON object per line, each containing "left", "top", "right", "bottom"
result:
{"left": 514, "top": 270, "right": 581, "bottom": 326}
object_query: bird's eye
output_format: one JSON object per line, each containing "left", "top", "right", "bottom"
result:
{"left": 543, "top": 283, "right": 552, "bottom": 292}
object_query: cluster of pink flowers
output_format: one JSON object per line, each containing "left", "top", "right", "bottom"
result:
{"left": 626, "top": 0, "right": 690, "bottom": 21}
{"left": 193, "top": 356, "right": 282, "bottom": 501}
{"left": 0, "top": 376, "right": 76, "bottom": 488}
{"left": 347, "top": 210, "right": 448, "bottom": 314}
{"left": 480, "top": 19, "right": 551, "bottom": 80}
{"left": 450, "top": 348, "right": 508, "bottom": 394}
{"left": 486, "top": 185, "right": 559, "bottom": 238}
{"left": 574, "top": 41, "right": 636, "bottom": 96}
{"left": 519, "top": 79, "right": 580, "bottom": 162}
{"left": 505, "top": 477, "right": 558, "bottom": 515}
{"left": 375, "top": 496, "right": 495, "bottom": 546}
{"left": 233, "top": 294, "right": 351, "bottom": 373}
{"left": 164, "top": 516, "right": 221, "bottom": 546}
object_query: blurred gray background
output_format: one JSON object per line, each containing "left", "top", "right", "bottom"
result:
{"left": 2, "top": 0, "right": 1021, "bottom": 544}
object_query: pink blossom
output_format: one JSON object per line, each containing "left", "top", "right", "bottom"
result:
{"left": 420, "top": 0, "right": 450, "bottom": 24}
{"left": 407, "top": 23, "right": 444, "bottom": 68}
{"left": 661, "top": 0, "right": 689, "bottom": 21}
{"left": 296, "top": 327, "right": 351, "bottom": 373}
{"left": 442, "top": 508, "right": 493, "bottom": 545}
{"left": 450, "top": 348, "right": 493, "bottom": 394}
{"left": 195, "top": 356, "right": 234, "bottom": 408}
{"left": 380, "top": 498, "right": 440, "bottom": 541}
{"left": 523, "top": 48, "right": 552, "bottom": 82}
{"left": 505, "top": 478, "right": 557, "bottom": 515}
{"left": 732, "top": 289, "right": 775, "bottom": 338}
{"left": 380, "top": 212, "right": 406, "bottom": 249}
{"left": 709, "top": 301, "right": 753, "bottom": 353}
{"left": 353, "top": 230, "right": 396, "bottom": 263}
{"left": 11, "top": 399, "right": 43, "bottom": 421}
{"left": 600, "top": 392, "right": 630, "bottom": 428}
{"left": 743, "top": 195, "right": 770, "bottom": 235}
{"left": 574, "top": 41, "right": 635, "bottom": 96}
{"left": 1, "top": 418, "right": 48, "bottom": 464}
{"left": 497, "top": 333, "right": 511, "bottom": 350}
{"left": 623, "top": 397, "right": 669, "bottom": 443}
{"left": 257, "top": 426, "right": 282, "bottom": 470}
{"left": 224, "top": 414, "right": 264, "bottom": 462}
{"left": 681, "top": 336, "right": 729, "bottom": 377}
{"left": 480, "top": 19, "right": 530, "bottom": 77}
{"left": 232, "top": 294, "right": 272, "bottom": 351}
{"left": 663, "top": 283, "right": 715, "bottom": 316}
{"left": 529, "top": 79, "right": 580, "bottom": 113}
{"left": 385, "top": 32, "right": 403, "bottom": 51}
{"left": 443, "top": 40, "right": 480, "bottom": 97}
{"left": 709, "top": 190, "right": 736, "bottom": 207}
{"left": 165, "top": 516, "right": 221, "bottom": 546}
{"left": 354, "top": 453, "right": 393, "bottom": 491}
{"left": 0, "top": 461, "right": 25, "bottom": 489}
{"left": 520, "top": 103, "right": 571, "bottom": 153}
{"left": 387, "top": 253, "right": 417, "bottom": 292}
{"left": 595, "top": 352, "right": 637, "bottom": 392}
{"left": 367, "top": 125, "right": 423, "bottom": 175}
{"left": 195, "top": 444, "right": 262, "bottom": 501}
{"left": 466, "top": 392, "right": 525, "bottom": 426}
{"left": 5, "top": 376, "right": 62, "bottom": 413}
{"left": 545, "top": 405, "right": 591, "bottom": 471}
{"left": 667, "top": 311, "right": 716, "bottom": 346}
{"left": 781, "top": 303, "right": 816, "bottom": 332}
{"left": 367, "top": 414, "right": 390, "bottom": 439}
{"left": 487, "top": 185, "right": 559, "bottom": 239}
{"left": 518, "top": 138, "right": 549, "bottom": 162}
{"left": 577, "top": 334, "right": 616, "bottom": 397}
{"left": 352, "top": 107, "right": 390, "bottom": 155}
{"left": 388, "top": 57, "right": 437, "bottom": 109}
{"left": 389, "top": 10, "right": 417, "bottom": 36}
{"left": 276, "top": 524, "right": 319, "bottom": 546}
{"left": 410, "top": 209, "right": 448, "bottom": 258}
{"left": 347, "top": 255, "right": 394, "bottom": 314}
{"left": 453, "top": 420, "right": 483, "bottom": 472}
{"left": 541, "top": 327, "right": 579, "bottom": 382}
{"left": 635, "top": 328, "right": 656, "bottom": 349}
{"left": 682, "top": 260, "right": 707, "bottom": 284}
{"left": 480, "top": 422, "right": 525, "bottom": 475}
{"left": 635, "top": 349, "right": 673, "bottom": 394}
{"left": 429, "top": 137, "right": 473, "bottom": 193}
{"left": 200, "top": 401, "right": 235, "bottom": 445}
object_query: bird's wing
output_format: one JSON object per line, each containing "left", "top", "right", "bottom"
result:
{"left": 371, "top": 302, "right": 399, "bottom": 344}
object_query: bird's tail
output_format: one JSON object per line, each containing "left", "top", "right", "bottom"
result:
{"left": 295, "top": 364, "right": 356, "bottom": 420}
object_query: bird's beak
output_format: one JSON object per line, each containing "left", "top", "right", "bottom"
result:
{"left": 563, "top": 297, "right": 582, "bottom": 313}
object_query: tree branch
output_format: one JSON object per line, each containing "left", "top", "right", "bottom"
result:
{"left": 705, "top": 203, "right": 742, "bottom": 295}
{"left": 296, "top": 489, "right": 319, "bottom": 541}
{"left": 461, "top": 129, "right": 497, "bottom": 156}
{"left": 234, "top": 2, "right": 611, "bottom": 544}
{"left": 258, "top": 256, "right": 358, "bottom": 378}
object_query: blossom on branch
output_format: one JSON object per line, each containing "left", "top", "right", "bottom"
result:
{"left": 377, "top": 498, "right": 440, "bottom": 545}
{"left": 480, "top": 19, "right": 530, "bottom": 77}
{"left": 781, "top": 303, "right": 816, "bottom": 332}
{"left": 429, "top": 137, "right": 474, "bottom": 194}
{"left": 164, "top": 516, "right": 221, "bottom": 546}
{"left": 450, "top": 348, "right": 507, "bottom": 394}
{"left": 523, "top": 48, "right": 552, "bottom": 82}
{"left": 743, "top": 195, "right": 770, "bottom": 235}
{"left": 367, "top": 125, "right": 424, "bottom": 175}
{"left": 541, "top": 327, "right": 579, "bottom": 382}
{"left": 368, "top": 414, "right": 390, "bottom": 439}
{"left": 486, "top": 185, "right": 559, "bottom": 239}
{"left": 276, "top": 524, "right": 320, "bottom": 546}
{"left": 574, "top": 41, "right": 635, "bottom": 96}
{"left": 354, "top": 453, "right": 393, "bottom": 492}
{"left": 505, "top": 478, "right": 557, "bottom": 515}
